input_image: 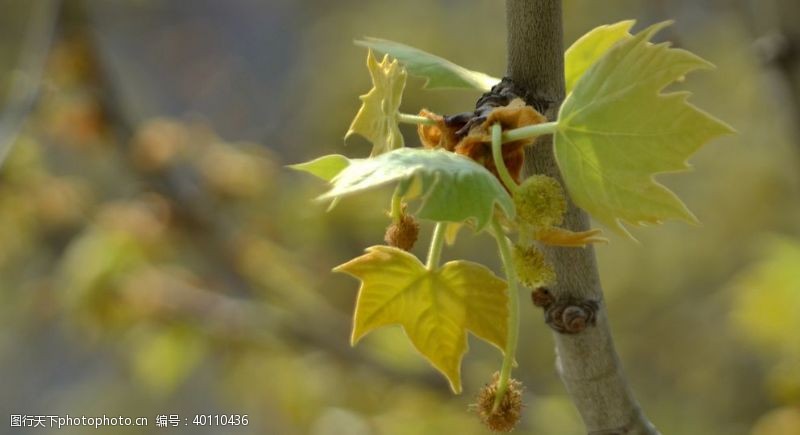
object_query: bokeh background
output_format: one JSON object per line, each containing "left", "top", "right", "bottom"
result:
{"left": 0, "top": 0, "right": 799, "bottom": 434}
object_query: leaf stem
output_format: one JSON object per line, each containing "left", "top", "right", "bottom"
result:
{"left": 491, "top": 123, "right": 519, "bottom": 194}
{"left": 397, "top": 113, "right": 436, "bottom": 126}
{"left": 502, "top": 121, "right": 558, "bottom": 143}
{"left": 425, "top": 222, "right": 446, "bottom": 270}
{"left": 390, "top": 186, "right": 403, "bottom": 222}
{"left": 490, "top": 217, "right": 520, "bottom": 413}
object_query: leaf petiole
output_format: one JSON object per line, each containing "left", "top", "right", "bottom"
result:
{"left": 397, "top": 113, "right": 437, "bottom": 126}
{"left": 490, "top": 217, "right": 520, "bottom": 413}
{"left": 502, "top": 121, "right": 558, "bottom": 143}
{"left": 491, "top": 123, "right": 519, "bottom": 194}
{"left": 425, "top": 222, "right": 446, "bottom": 270}
{"left": 390, "top": 186, "right": 403, "bottom": 222}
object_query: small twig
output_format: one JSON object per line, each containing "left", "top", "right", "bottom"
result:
{"left": 0, "top": 0, "right": 61, "bottom": 166}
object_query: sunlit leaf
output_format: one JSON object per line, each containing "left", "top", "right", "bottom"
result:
{"left": 564, "top": 20, "right": 634, "bottom": 94}
{"left": 288, "top": 154, "right": 350, "bottom": 181}
{"left": 346, "top": 50, "right": 407, "bottom": 156}
{"left": 334, "top": 245, "right": 508, "bottom": 393}
{"left": 356, "top": 37, "right": 499, "bottom": 91}
{"left": 554, "top": 22, "right": 734, "bottom": 237}
{"left": 315, "top": 148, "right": 514, "bottom": 230}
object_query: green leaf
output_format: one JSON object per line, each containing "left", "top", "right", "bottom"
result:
{"left": 347, "top": 50, "right": 407, "bottom": 156}
{"left": 554, "top": 22, "right": 734, "bottom": 237}
{"left": 288, "top": 154, "right": 350, "bottom": 181}
{"left": 317, "top": 148, "right": 514, "bottom": 230}
{"left": 334, "top": 245, "right": 508, "bottom": 393}
{"left": 564, "top": 20, "right": 634, "bottom": 94}
{"left": 356, "top": 37, "right": 499, "bottom": 91}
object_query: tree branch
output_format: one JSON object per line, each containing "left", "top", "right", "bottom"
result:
{"left": 505, "top": 1, "right": 660, "bottom": 433}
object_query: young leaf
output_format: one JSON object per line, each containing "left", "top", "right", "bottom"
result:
{"left": 356, "top": 37, "right": 499, "bottom": 91}
{"left": 347, "top": 50, "right": 407, "bottom": 156}
{"left": 287, "top": 154, "right": 350, "bottom": 181}
{"left": 317, "top": 148, "right": 515, "bottom": 230}
{"left": 554, "top": 22, "right": 734, "bottom": 237}
{"left": 564, "top": 20, "right": 634, "bottom": 94}
{"left": 334, "top": 245, "right": 508, "bottom": 393}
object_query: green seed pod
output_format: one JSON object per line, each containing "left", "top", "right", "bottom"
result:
{"left": 512, "top": 244, "right": 556, "bottom": 288}
{"left": 514, "top": 175, "right": 567, "bottom": 230}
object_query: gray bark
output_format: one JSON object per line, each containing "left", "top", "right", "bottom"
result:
{"left": 505, "top": 1, "right": 660, "bottom": 433}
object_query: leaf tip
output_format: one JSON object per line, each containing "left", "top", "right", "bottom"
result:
{"left": 349, "top": 328, "right": 365, "bottom": 347}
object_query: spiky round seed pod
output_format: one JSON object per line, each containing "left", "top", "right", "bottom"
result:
{"left": 384, "top": 213, "right": 420, "bottom": 251}
{"left": 512, "top": 244, "right": 556, "bottom": 288}
{"left": 473, "top": 372, "right": 524, "bottom": 432}
{"left": 514, "top": 175, "right": 566, "bottom": 229}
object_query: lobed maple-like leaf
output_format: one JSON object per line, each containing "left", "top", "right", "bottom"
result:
{"left": 564, "top": 20, "right": 634, "bottom": 94}
{"left": 334, "top": 245, "right": 508, "bottom": 393}
{"left": 554, "top": 22, "right": 734, "bottom": 237}
{"left": 312, "top": 147, "right": 514, "bottom": 230}
{"left": 355, "top": 37, "right": 499, "bottom": 91}
{"left": 346, "top": 50, "right": 407, "bottom": 156}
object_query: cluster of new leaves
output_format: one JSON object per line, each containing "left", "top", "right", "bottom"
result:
{"left": 292, "top": 19, "right": 731, "bottom": 397}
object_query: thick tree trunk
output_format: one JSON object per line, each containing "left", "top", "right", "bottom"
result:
{"left": 505, "top": 1, "right": 660, "bottom": 434}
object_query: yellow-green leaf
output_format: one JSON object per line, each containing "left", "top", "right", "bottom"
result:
{"left": 334, "top": 245, "right": 508, "bottom": 393}
{"left": 287, "top": 154, "right": 349, "bottom": 181}
{"left": 316, "top": 148, "right": 515, "bottom": 231}
{"left": 356, "top": 37, "right": 499, "bottom": 91}
{"left": 346, "top": 50, "right": 407, "bottom": 156}
{"left": 555, "top": 22, "right": 734, "bottom": 237}
{"left": 564, "top": 20, "right": 634, "bottom": 94}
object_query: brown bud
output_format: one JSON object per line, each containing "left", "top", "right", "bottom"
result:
{"left": 544, "top": 299, "right": 599, "bottom": 334}
{"left": 384, "top": 213, "right": 419, "bottom": 251}
{"left": 531, "top": 287, "right": 554, "bottom": 308}
{"left": 472, "top": 372, "right": 524, "bottom": 432}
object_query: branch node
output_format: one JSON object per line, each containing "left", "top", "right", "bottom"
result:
{"left": 541, "top": 296, "right": 599, "bottom": 334}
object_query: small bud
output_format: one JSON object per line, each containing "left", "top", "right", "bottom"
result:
{"left": 545, "top": 299, "right": 599, "bottom": 334}
{"left": 531, "top": 287, "right": 554, "bottom": 308}
{"left": 473, "top": 372, "right": 524, "bottom": 432}
{"left": 384, "top": 213, "right": 420, "bottom": 251}
{"left": 514, "top": 175, "right": 566, "bottom": 230}
{"left": 512, "top": 244, "right": 556, "bottom": 288}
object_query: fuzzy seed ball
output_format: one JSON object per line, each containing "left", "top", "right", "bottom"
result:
{"left": 514, "top": 175, "right": 566, "bottom": 230}
{"left": 512, "top": 244, "right": 556, "bottom": 288}
{"left": 473, "top": 372, "right": 524, "bottom": 432}
{"left": 384, "top": 214, "right": 420, "bottom": 251}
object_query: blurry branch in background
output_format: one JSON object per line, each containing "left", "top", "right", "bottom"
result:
{"left": 740, "top": 0, "right": 800, "bottom": 155}
{"left": 0, "top": 0, "right": 60, "bottom": 165}
{"left": 44, "top": 3, "right": 446, "bottom": 390}
{"left": 117, "top": 265, "right": 444, "bottom": 387}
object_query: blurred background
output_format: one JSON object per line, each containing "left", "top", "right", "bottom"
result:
{"left": 0, "top": 0, "right": 798, "bottom": 434}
